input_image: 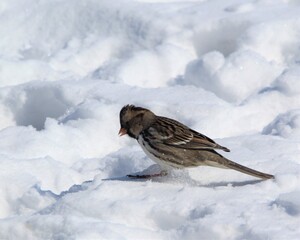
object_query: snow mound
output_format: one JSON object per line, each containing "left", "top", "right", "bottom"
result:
{"left": 263, "top": 110, "right": 300, "bottom": 138}
{"left": 240, "top": 19, "right": 300, "bottom": 64}
{"left": 184, "top": 50, "right": 282, "bottom": 102}
{"left": 273, "top": 67, "right": 300, "bottom": 95}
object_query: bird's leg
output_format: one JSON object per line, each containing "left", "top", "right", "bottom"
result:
{"left": 127, "top": 170, "right": 168, "bottom": 179}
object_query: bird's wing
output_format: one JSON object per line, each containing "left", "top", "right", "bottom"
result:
{"left": 150, "top": 117, "right": 230, "bottom": 152}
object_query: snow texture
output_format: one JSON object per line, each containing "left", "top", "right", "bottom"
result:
{"left": 0, "top": 0, "right": 300, "bottom": 239}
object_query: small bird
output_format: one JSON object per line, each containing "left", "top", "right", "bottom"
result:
{"left": 119, "top": 105, "right": 274, "bottom": 180}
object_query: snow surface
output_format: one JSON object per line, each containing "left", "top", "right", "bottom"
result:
{"left": 0, "top": 0, "right": 300, "bottom": 239}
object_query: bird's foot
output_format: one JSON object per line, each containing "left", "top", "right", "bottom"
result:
{"left": 127, "top": 170, "right": 168, "bottom": 179}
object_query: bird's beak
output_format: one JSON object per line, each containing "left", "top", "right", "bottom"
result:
{"left": 118, "top": 128, "right": 127, "bottom": 136}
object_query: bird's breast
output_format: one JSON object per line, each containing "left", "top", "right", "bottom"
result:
{"left": 137, "top": 134, "right": 185, "bottom": 169}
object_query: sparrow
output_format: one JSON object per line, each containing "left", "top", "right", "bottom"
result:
{"left": 119, "top": 105, "right": 274, "bottom": 180}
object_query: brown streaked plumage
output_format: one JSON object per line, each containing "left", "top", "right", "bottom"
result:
{"left": 119, "top": 104, "right": 274, "bottom": 180}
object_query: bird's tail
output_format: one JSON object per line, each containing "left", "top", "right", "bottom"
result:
{"left": 205, "top": 156, "right": 274, "bottom": 180}
{"left": 224, "top": 158, "right": 274, "bottom": 180}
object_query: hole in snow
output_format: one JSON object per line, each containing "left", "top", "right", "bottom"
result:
{"left": 10, "top": 85, "right": 71, "bottom": 130}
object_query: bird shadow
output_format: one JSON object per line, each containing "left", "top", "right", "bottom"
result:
{"left": 102, "top": 175, "right": 153, "bottom": 182}
{"left": 101, "top": 164, "right": 267, "bottom": 186}
{"left": 102, "top": 175, "right": 264, "bottom": 187}
{"left": 202, "top": 179, "right": 264, "bottom": 187}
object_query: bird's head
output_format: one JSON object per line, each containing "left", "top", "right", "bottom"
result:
{"left": 119, "top": 105, "right": 156, "bottom": 139}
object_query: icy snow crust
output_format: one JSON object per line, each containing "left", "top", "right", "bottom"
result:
{"left": 0, "top": 0, "right": 300, "bottom": 239}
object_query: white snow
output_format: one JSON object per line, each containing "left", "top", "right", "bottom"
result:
{"left": 0, "top": 0, "right": 300, "bottom": 239}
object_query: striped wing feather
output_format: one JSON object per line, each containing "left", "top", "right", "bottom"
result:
{"left": 152, "top": 117, "right": 230, "bottom": 152}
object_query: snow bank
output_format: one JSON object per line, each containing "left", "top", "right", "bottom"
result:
{"left": 0, "top": 0, "right": 300, "bottom": 239}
